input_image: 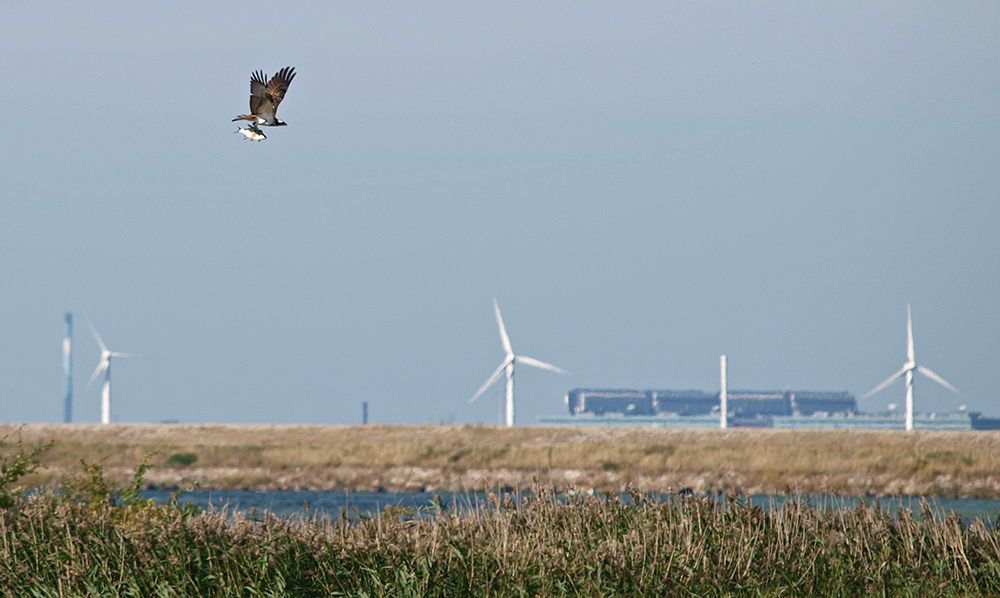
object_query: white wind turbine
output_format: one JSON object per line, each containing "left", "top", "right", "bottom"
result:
{"left": 87, "top": 319, "right": 135, "bottom": 425}
{"left": 863, "top": 305, "right": 959, "bottom": 431}
{"left": 469, "top": 299, "right": 568, "bottom": 427}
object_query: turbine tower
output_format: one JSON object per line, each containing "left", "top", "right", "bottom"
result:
{"left": 720, "top": 355, "right": 728, "bottom": 430}
{"left": 87, "top": 319, "right": 134, "bottom": 425}
{"left": 469, "top": 298, "right": 568, "bottom": 427}
{"left": 863, "top": 305, "right": 959, "bottom": 431}
{"left": 63, "top": 313, "right": 73, "bottom": 423}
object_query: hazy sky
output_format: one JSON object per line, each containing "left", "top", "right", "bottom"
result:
{"left": 2, "top": 2, "right": 997, "bottom": 425}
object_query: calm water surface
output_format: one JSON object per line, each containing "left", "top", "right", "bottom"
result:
{"left": 139, "top": 489, "right": 999, "bottom": 526}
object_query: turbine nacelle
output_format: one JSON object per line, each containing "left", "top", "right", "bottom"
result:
{"left": 85, "top": 316, "right": 136, "bottom": 424}
{"left": 468, "top": 299, "right": 568, "bottom": 427}
{"left": 863, "top": 305, "right": 959, "bottom": 430}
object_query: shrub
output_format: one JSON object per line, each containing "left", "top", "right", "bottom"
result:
{"left": 0, "top": 430, "right": 52, "bottom": 508}
{"left": 167, "top": 452, "right": 199, "bottom": 467}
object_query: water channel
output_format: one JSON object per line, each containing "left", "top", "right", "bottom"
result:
{"left": 139, "top": 489, "right": 1000, "bottom": 526}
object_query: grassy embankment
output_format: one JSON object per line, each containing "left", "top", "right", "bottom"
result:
{"left": 5, "top": 423, "right": 1000, "bottom": 497}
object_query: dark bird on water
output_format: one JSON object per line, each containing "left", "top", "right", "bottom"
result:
{"left": 233, "top": 67, "right": 296, "bottom": 137}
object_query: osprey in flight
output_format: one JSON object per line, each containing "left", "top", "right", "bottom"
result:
{"left": 233, "top": 67, "right": 296, "bottom": 137}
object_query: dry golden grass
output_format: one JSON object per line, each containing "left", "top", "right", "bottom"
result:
{"left": 4, "top": 423, "right": 1000, "bottom": 496}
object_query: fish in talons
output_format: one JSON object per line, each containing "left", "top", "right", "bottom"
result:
{"left": 236, "top": 124, "right": 266, "bottom": 141}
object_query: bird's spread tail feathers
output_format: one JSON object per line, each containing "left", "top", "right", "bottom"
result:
{"left": 233, "top": 114, "right": 257, "bottom": 123}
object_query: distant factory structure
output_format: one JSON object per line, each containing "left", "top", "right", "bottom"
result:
{"left": 539, "top": 347, "right": 994, "bottom": 431}
{"left": 541, "top": 387, "right": 999, "bottom": 431}
{"left": 561, "top": 388, "right": 858, "bottom": 426}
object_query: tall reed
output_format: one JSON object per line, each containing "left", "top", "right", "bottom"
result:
{"left": 3, "top": 481, "right": 1000, "bottom": 597}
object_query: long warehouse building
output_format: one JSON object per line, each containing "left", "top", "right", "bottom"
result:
{"left": 547, "top": 388, "right": 1000, "bottom": 430}
{"left": 564, "top": 388, "right": 858, "bottom": 418}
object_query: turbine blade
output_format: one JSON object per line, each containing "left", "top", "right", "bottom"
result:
{"left": 906, "top": 305, "right": 914, "bottom": 363}
{"left": 469, "top": 356, "right": 514, "bottom": 404}
{"left": 493, "top": 299, "right": 513, "bottom": 357}
{"left": 87, "top": 359, "right": 108, "bottom": 389}
{"left": 917, "top": 365, "right": 960, "bottom": 394}
{"left": 109, "top": 351, "right": 136, "bottom": 359}
{"left": 862, "top": 365, "right": 908, "bottom": 399}
{"left": 514, "top": 355, "right": 569, "bottom": 375}
{"left": 88, "top": 318, "right": 108, "bottom": 353}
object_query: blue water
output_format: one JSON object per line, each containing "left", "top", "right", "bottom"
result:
{"left": 140, "top": 489, "right": 472, "bottom": 519}
{"left": 139, "top": 489, "right": 999, "bottom": 526}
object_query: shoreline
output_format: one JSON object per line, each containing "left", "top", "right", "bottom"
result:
{"left": 4, "top": 423, "right": 1000, "bottom": 497}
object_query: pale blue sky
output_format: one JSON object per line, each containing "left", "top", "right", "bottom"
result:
{"left": 1, "top": 2, "right": 997, "bottom": 424}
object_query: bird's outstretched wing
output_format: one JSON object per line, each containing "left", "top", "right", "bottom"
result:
{"left": 268, "top": 67, "right": 295, "bottom": 111}
{"left": 249, "top": 67, "right": 296, "bottom": 120}
{"left": 248, "top": 70, "right": 274, "bottom": 118}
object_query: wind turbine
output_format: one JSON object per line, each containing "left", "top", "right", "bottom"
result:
{"left": 87, "top": 319, "right": 135, "bottom": 425}
{"left": 63, "top": 313, "right": 73, "bottom": 423}
{"left": 863, "top": 305, "right": 959, "bottom": 431}
{"left": 469, "top": 299, "right": 568, "bottom": 427}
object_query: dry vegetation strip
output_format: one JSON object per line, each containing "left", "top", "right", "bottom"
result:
{"left": 5, "top": 423, "right": 1000, "bottom": 497}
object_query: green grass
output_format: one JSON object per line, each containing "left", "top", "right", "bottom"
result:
{"left": 4, "top": 429, "right": 1000, "bottom": 595}
{"left": 2, "top": 467, "right": 1000, "bottom": 596}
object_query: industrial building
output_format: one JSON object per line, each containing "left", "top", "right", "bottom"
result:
{"left": 563, "top": 388, "right": 857, "bottom": 418}
{"left": 543, "top": 388, "right": 996, "bottom": 430}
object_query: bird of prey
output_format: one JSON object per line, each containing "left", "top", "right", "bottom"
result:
{"left": 233, "top": 67, "right": 296, "bottom": 130}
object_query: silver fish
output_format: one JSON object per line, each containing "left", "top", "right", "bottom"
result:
{"left": 236, "top": 125, "right": 266, "bottom": 141}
